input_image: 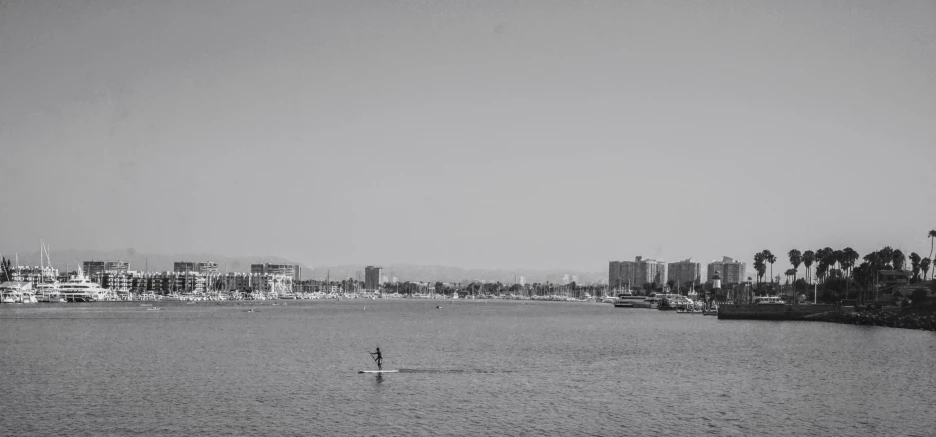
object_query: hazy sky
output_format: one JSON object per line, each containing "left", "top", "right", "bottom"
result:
{"left": 1, "top": 0, "right": 934, "bottom": 275}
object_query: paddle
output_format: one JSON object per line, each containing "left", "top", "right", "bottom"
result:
{"left": 368, "top": 346, "right": 382, "bottom": 370}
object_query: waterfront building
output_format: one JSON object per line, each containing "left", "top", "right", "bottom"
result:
{"left": 174, "top": 261, "right": 219, "bottom": 275}
{"left": 707, "top": 257, "right": 747, "bottom": 284}
{"left": 83, "top": 261, "right": 129, "bottom": 277}
{"left": 364, "top": 266, "right": 382, "bottom": 291}
{"left": 609, "top": 257, "right": 667, "bottom": 291}
{"left": 250, "top": 263, "right": 301, "bottom": 280}
{"left": 8, "top": 266, "right": 59, "bottom": 287}
{"left": 100, "top": 272, "right": 134, "bottom": 292}
{"left": 217, "top": 272, "right": 253, "bottom": 292}
{"left": 667, "top": 259, "right": 702, "bottom": 286}
{"left": 246, "top": 273, "right": 292, "bottom": 294}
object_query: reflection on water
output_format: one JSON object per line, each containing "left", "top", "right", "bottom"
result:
{"left": 2, "top": 300, "right": 935, "bottom": 436}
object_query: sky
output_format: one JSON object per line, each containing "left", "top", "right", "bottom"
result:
{"left": 1, "top": 0, "right": 934, "bottom": 276}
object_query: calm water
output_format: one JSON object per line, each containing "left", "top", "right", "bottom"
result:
{"left": 2, "top": 300, "right": 935, "bottom": 436}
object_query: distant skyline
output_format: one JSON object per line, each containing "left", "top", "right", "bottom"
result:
{"left": 1, "top": 1, "right": 934, "bottom": 276}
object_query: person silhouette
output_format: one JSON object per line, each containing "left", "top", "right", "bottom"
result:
{"left": 369, "top": 347, "right": 383, "bottom": 370}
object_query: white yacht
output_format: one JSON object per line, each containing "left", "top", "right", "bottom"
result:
{"left": 754, "top": 296, "right": 786, "bottom": 305}
{"left": 34, "top": 240, "right": 64, "bottom": 302}
{"left": 36, "top": 281, "right": 64, "bottom": 303}
{"left": 613, "top": 292, "right": 646, "bottom": 308}
{"left": 632, "top": 295, "right": 660, "bottom": 309}
{"left": 59, "top": 271, "right": 107, "bottom": 302}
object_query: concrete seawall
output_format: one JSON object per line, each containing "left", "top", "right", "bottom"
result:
{"left": 718, "top": 304, "right": 837, "bottom": 320}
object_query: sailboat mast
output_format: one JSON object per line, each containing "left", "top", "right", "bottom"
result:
{"left": 39, "top": 238, "right": 43, "bottom": 283}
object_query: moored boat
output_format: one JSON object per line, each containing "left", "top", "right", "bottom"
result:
{"left": 59, "top": 269, "right": 106, "bottom": 302}
{"left": 614, "top": 292, "right": 646, "bottom": 308}
{"left": 1, "top": 281, "right": 38, "bottom": 304}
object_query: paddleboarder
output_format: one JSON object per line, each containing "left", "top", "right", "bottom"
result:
{"left": 369, "top": 347, "right": 383, "bottom": 370}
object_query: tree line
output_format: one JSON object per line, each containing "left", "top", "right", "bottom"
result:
{"left": 752, "top": 229, "right": 936, "bottom": 304}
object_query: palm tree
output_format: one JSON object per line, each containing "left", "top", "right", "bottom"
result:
{"left": 787, "top": 249, "right": 802, "bottom": 304}
{"left": 891, "top": 249, "right": 906, "bottom": 271}
{"left": 815, "top": 247, "right": 834, "bottom": 284}
{"left": 910, "top": 252, "right": 922, "bottom": 282}
{"left": 843, "top": 248, "right": 860, "bottom": 276}
{"left": 763, "top": 250, "right": 777, "bottom": 288}
{"left": 921, "top": 258, "right": 931, "bottom": 283}
{"left": 754, "top": 252, "right": 766, "bottom": 288}
{"left": 879, "top": 246, "right": 895, "bottom": 268}
{"left": 929, "top": 230, "right": 936, "bottom": 280}
{"left": 839, "top": 248, "right": 859, "bottom": 299}
{"left": 784, "top": 268, "right": 797, "bottom": 300}
{"left": 802, "top": 250, "right": 815, "bottom": 284}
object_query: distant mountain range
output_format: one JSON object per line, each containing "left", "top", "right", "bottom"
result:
{"left": 8, "top": 248, "right": 300, "bottom": 275}
{"left": 5, "top": 248, "right": 606, "bottom": 284}
{"left": 308, "top": 263, "right": 606, "bottom": 284}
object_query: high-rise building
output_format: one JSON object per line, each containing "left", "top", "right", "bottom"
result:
{"left": 250, "top": 263, "right": 301, "bottom": 280}
{"left": 174, "top": 261, "right": 219, "bottom": 275}
{"left": 667, "top": 259, "right": 702, "bottom": 286}
{"left": 609, "top": 257, "right": 667, "bottom": 291}
{"left": 364, "top": 266, "right": 382, "bottom": 291}
{"left": 707, "top": 257, "right": 747, "bottom": 284}
{"left": 82, "top": 261, "right": 129, "bottom": 277}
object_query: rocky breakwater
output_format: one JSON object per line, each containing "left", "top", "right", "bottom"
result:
{"left": 820, "top": 304, "right": 936, "bottom": 331}
{"left": 717, "top": 304, "right": 837, "bottom": 320}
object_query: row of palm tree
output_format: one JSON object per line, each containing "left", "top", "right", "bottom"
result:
{"left": 754, "top": 230, "right": 936, "bottom": 304}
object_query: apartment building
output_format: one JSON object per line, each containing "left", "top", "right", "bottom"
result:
{"left": 667, "top": 259, "right": 702, "bottom": 286}
{"left": 707, "top": 257, "right": 747, "bottom": 284}
{"left": 251, "top": 263, "right": 301, "bottom": 280}
{"left": 174, "top": 261, "right": 219, "bottom": 275}
{"left": 609, "top": 256, "right": 667, "bottom": 291}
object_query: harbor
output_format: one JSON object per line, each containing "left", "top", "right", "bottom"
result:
{"left": 3, "top": 298, "right": 935, "bottom": 436}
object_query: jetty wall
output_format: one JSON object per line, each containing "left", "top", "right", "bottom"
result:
{"left": 718, "top": 304, "right": 837, "bottom": 320}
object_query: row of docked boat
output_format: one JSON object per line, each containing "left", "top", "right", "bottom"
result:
{"left": 610, "top": 292, "right": 720, "bottom": 315}
{"left": 2, "top": 240, "right": 111, "bottom": 303}
{"left": 1, "top": 270, "right": 110, "bottom": 303}
{"left": 608, "top": 292, "right": 788, "bottom": 315}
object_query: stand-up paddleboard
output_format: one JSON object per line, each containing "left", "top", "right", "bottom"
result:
{"left": 358, "top": 370, "right": 398, "bottom": 374}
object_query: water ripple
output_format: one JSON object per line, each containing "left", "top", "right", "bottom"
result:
{"left": 2, "top": 300, "right": 935, "bottom": 436}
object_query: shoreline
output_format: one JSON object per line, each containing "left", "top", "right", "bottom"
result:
{"left": 815, "top": 306, "right": 936, "bottom": 332}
